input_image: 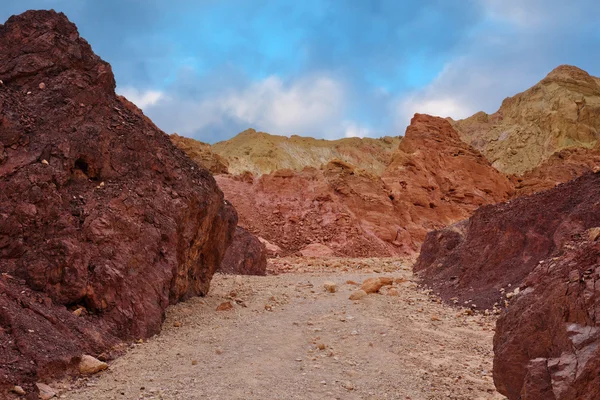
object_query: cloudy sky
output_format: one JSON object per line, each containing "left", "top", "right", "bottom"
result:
{"left": 2, "top": 1, "right": 600, "bottom": 142}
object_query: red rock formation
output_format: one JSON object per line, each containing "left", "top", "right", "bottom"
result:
{"left": 494, "top": 236, "right": 600, "bottom": 400}
{"left": 414, "top": 172, "right": 600, "bottom": 310}
{"left": 220, "top": 226, "right": 267, "bottom": 275}
{"left": 382, "top": 114, "right": 515, "bottom": 252}
{"left": 215, "top": 115, "right": 515, "bottom": 258}
{"left": 216, "top": 163, "right": 399, "bottom": 258}
{"left": 0, "top": 10, "right": 236, "bottom": 392}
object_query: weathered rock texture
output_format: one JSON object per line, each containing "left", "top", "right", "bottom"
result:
{"left": 453, "top": 65, "right": 600, "bottom": 175}
{"left": 382, "top": 114, "right": 514, "bottom": 252}
{"left": 211, "top": 128, "right": 401, "bottom": 176}
{"left": 415, "top": 172, "right": 600, "bottom": 310}
{"left": 170, "top": 133, "right": 229, "bottom": 174}
{"left": 219, "top": 226, "right": 267, "bottom": 275}
{"left": 215, "top": 162, "right": 400, "bottom": 257}
{"left": 494, "top": 236, "right": 600, "bottom": 399}
{"left": 0, "top": 10, "right": 236, "bottom": 392}
{"left": 216, "top": 115, "right": 514, "bottom": 257}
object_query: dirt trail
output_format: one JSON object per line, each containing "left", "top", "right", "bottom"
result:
{"left": 59, "top": 259, "right": 505, "bottom": 400}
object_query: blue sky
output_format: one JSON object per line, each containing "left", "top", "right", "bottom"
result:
{"left": 2, "top": 1, "right": 600, "bottom": 142}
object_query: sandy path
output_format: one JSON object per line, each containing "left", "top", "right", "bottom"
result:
{"left": 60, "top": 260, "right": 505, "bottom": 400}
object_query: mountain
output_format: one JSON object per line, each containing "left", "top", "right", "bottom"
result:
{"left": 211, "top": 128, "right": 401, "bottom": 176}
{"left": 453, "top": 65, "right": 600, "bottom": 175}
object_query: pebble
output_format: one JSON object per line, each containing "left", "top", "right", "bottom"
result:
{"left": 216, "top": 301, "right": 233, "bottom": 311}
{"left": 12, "top": 385, "right": 25, "bottom": 395}
{"left": 79, "top": 355, "right": 108, "bottom": 375}
{"left": 349, "top": 290, "right": 367, "bottom": 301}
{"left": 36, "top": 383, "right": 56, "bottom": 400}
{"left": 323, "top": 281, "right": 337, "bottom": 293}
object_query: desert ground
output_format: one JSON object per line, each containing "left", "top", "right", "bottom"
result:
{"left": 59, "top": 259, "right": 504, "bottom": 400}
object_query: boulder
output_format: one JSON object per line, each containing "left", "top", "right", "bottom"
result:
{"left": 0, "top": 10, "right": 236, "bottom": 392}
{"left": 219, "top": 227, "right": 267, "bottom": 276}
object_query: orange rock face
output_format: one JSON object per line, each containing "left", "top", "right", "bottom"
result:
{"left": 381, "top": 114, "right": 515, "bottom": 252}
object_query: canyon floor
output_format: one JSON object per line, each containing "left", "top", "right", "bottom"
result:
{"left": 58, "top": 259, "right": 504, "bottom": 400}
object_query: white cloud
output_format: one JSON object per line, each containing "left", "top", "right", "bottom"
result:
{"left": 343, "top": 121, "right": 374, "bottom": 138}
{"left": 117, "top": 87, "right": 164, "bottom": 109}
{"left": 121, "top": 75, "right": 345, "bottom": 140}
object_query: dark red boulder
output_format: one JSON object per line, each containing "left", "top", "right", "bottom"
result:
{"left": 0, "top": 10, "right": 236, "bottom": 393}
{"left": 220, "top": 226, "right": 267, "bottom": 276}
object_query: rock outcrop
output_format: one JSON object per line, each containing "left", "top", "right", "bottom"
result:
{"left": 493, "top": 236, "right": 600, "bottom": 400}
{"left": 211, "top": 128, "right": 401, "bottom": 176}
{"left": 219, "top": 226, "right": 267, "bottom": 275}
{"left": 414, "top": 172, "right": 600, "bottom": 310}
{"left": 382, "top": 114, "right": 514, "bottom": 252}
{"left": 453, "top": 65, "right": 600, "bottom": 175}
{"left": 170, "top": 133, "right": 229, "bottom": 174}
{"left": 0, "top": 10, "right": 236, "bottom": 392}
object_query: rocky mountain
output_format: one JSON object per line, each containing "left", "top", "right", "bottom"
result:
{"left": 453, "top": 65, "right": 600, "bottom": 175}
{"left": 211, "top": 128, "right": 401, "bottom": 176}
{"left": 214, "top": 115, "right": 514, "bottom": 257}
{"left": 0, "top": 10, "right": 236, "bottom": 392}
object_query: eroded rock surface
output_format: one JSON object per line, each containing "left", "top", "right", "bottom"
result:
{"left": 414, "top": 172, "right": 600, "bottom": 310}
{"left": 454, "top": 65, "right": 600, "bottom": 175}
{"left": 170, "top": 133, "right": 229, "bottom": 174}
{"left": 494, "top": 236, "right": 600, "bottom": 400}
{"left": 220, "top": 226, "right": 267, "bottom": 276}
{"left": 211, "top": 129, "right": 401, "bottom": 176}
{"left": 0, "top": 10, "right": 236, "bottom": 392}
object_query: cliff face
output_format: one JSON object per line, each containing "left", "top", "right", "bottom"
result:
{"left": 454, "top": 65, "right": 600, "bottom": 175}
{"left": 170, "top": 133, "right": 229, "bottom": 174}
{"left": 211, "top": 128, "right": 401, "bottom": 176}
{"left": 382, "top": 114, "right": 514, "bottom": 251}
{"left": 0, "top": 10, "right": 236, "bottom": 391}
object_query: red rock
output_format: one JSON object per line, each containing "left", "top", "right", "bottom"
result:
{"left": 382, "top": 114, "right": 514, "bottom": 253}
{"left": 0, "top": 10, "right": 236, "bottom": 392}
{"left": 216, "top": 301, "right": 233, "bottom": 311}
{"left": 216, "top": 115, "right": 514, "bottom": 258}
{"left": 494, "top": 237, "right": 600, "bottom": 399}
{"left": 219, "top": 226, "right": 267, "bottom": 276}
{"left": 299, "top": 243, "right": 335, "bottom": 257}
{"left": 414, "top": 172, "right": 600, "bottom": 310}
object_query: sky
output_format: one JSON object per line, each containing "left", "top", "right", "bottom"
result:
{"left": 2, "top": 1, "right": 600, "bottom": 143}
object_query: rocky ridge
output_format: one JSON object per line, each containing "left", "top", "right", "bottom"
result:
{"left": 453, "top": 65, "right": 600, "bottom": 175}
{"left": 211, "top": 128, "right": 401, "bottom": 176}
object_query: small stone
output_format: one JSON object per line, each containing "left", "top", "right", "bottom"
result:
{"left": 361, "top": 278, "right": 384, "bottom": 293}
{"left": 379, "top": 277, "right": 394, "bottom": 286}
{"left": 173, "top": 321, "right": 182, "bottom": 327}
{"left": 387, "top": 288, "right": 400, "bottom": 297}
{"left": 27, "top": 91, "right": 32, "bottom": 95}
{"left": 79, "top": 354, "right": 108, "bottom": 375}
{"left": 431, "top": 315, "right": 441, "bottom": 321}
{"left": 342, "top": 381, "right": 355, "bottom": 391}
{"left": 349, "top": 290, "right": 367, "bottom": 301}
{"left": 99, "top": 181, "right": 105, "bottom": 187}
{"left": 191, "top": 360, "right": 198, "bottom": 365}
{"left": 264, "top": 304, "right": 273, "bottom": 311}
{"left": 216, "top": 301, "right": 233, "bottom": 311}
{"left": 215, "top": 348, "right": 223, "bottom": 355}
{"left": 72, "top": 307, "right": 84, "bottom": 316}
{"left": 317, "top": 343, "right": 326, "bottom": 350}
{"left": 41, "top": 159, "right": 49, "bottom": 165}
{"left": 36, "top": 383, "right": 56, "bottom": 400}
{"left": 588, "top": 227, "right": 600, "bottom": 242}
{"left": 39, "top": 82, "right": 46, "bottom": 90}
{"left": 346, "top": 280, "right": 358, "bottom": 285}
{"left": 12, "top": 385, "right": 26, "bottom": 395}
{"left": 323, "top": 281, "right": 336, "bottom": 293}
